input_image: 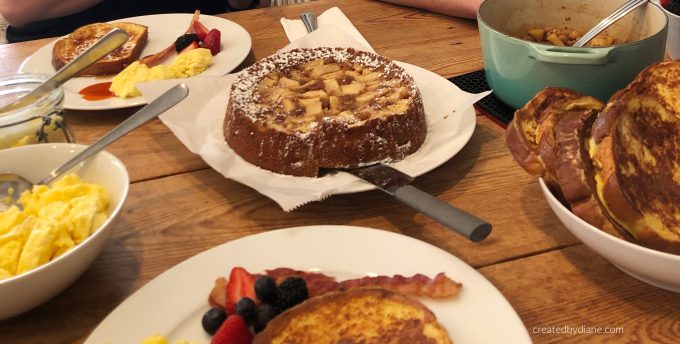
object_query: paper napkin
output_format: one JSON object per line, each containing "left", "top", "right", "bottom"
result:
{"left": 280, "top": 7, "right": 375, "bottom": 52}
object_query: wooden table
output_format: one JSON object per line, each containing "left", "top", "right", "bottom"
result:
{"left": 1, "top": 1, "right": 678, "bottom": 343}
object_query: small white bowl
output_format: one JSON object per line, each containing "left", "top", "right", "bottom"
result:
{"left": 539, "top": 179, "right": 680, "bottom": 292}
{"left": 0, "top": 143, "right": 129, "bottom": 320}
{"left": 655, "top": 0, "right": 680, "bottom": 59}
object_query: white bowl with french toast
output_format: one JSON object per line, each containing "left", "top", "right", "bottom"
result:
{"left": 0, "top": 143, "right": 129, "bottom": 320}
{"left": 506, "top": 60, "right": 680, "bottom": 292}
{"left": 540, "top": 179, "right": 680, "bottom": 292}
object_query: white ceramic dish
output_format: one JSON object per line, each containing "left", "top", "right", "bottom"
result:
{"left": 654, "top": 0, "right": 680, "bottom": 59}
{"left": 19, "top": 13, "right": 252, "bottom": 110}
{"left": 86, "top": 225, "right": 531, "bottom": 344}
{"left": 540, "top": 179, "right": 680, "bottom": 292}
{"left": 0, "top": 143, "right": 130, "bottom": 320}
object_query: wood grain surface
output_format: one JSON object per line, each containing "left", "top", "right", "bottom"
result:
{"left": 0, "top": 0, "right": 678, "bottom": 343}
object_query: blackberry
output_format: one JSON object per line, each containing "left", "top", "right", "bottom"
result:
{"left": 254, "top": 304, "right": 278, "bottom": 333}
{"left": 235, "top": 297, "right": 257, "bottom": 324}
{"left": 273, "top": 277, "right": 308, "bottom": 312}
{"left": 201, "top": 307, "right": 227, "bottom": 335}
{"left": 668, "top": 1, "right": 680, "bottom": 16}
{"left": 174, "top": 33, "right": 199, "bottom": 52}
{"left": 254, "top": 275, "right": 277, "bottom": 303}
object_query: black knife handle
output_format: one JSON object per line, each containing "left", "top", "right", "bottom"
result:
{"left": 393, "top": 185, "right": 492, "bottom": 242}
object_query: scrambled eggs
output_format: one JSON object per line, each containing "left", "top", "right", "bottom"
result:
{"left": 110, "top": 48, "right": 213, "bottom": 98}
{"left": 0, "top": 173, "right": 109, "bottom": 280}
{"left": 142, "top": 334, "right": 200, "bottom": 344}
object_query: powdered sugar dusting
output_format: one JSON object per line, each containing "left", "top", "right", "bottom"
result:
{"left": 229, "top": 47, "right": 419, "bottom": 132}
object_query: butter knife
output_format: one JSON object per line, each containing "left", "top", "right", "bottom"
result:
{"left": 342, "top": 163, "right": 492, "bottom": 242}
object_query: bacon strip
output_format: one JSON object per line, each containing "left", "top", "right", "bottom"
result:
{"left": 208, "top": 268, "right": 462, "bottom": 309}
{"left": 336, "top": 272, "right": 462, "bottom": 298}
{"left": 266, "top": 268, "right": 339, "bottom": 298}
{"left": 138, "top": 9, "right": 200, "bottom": 66}
{"left": 266, "top": 269, "right": 461, "bottom": 298}
{"left": 208, "top": 276, "right": 228, "bottom": 309}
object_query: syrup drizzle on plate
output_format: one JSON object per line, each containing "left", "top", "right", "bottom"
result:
{"left": 78, "top": 82, "right": 114, "bottom": 101}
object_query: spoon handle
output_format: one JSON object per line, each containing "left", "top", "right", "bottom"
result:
{"left": 40, "top": 83, "right": 189, "bottom": 185}
{"left": 0, "top": 29, "right": 129, "bottom": 113}
{"left": 573, "top": 0, "right": 647, "bottom": 47}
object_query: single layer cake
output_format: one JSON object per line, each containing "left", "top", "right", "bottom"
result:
{"left": 223, "top": 47, "right": 426, "bottom": 177}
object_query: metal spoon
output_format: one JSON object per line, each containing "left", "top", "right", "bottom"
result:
{"left": 0, "top": 28, "right": 129, "bottom": 113}
{"left": 300, "top": 12, "right": 318, "bottom": 32}
{"left": 573, "top": 0, "right": 647, "bottom": 47}
{"left": 0, "top": 83, "right": 189, "bottom": 210}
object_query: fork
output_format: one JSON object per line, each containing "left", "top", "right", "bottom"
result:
{"left": 573, "top": 0, "right": 648, "bottom": 47}
{"left": 300, "top": 12, "right": 318, "bottom": 33}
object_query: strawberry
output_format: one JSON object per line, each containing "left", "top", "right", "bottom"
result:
{"left": 202, "top": 29, "right": 222, "bottom": 55}
{"left": 210, "top": 314, "right": 253, "bottom": 344}
{"left": 661, "top": 0, "right": 670, "bottom": 8}
{"left": 225, "top": 267, "right": 257, "bottom": 314}
{"left": 180, "top": 41, "right": 200, "bottom": 54}
{"left": 194, "top": 20, "right": 210, "bottom": 41}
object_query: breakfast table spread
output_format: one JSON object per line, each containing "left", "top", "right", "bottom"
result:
{"left": 1, "top": 0, "right": 679, "bottom": 343}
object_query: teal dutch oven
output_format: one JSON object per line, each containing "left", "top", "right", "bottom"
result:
{"left": 478, "top": 0, "right": 668, "bottom": 109}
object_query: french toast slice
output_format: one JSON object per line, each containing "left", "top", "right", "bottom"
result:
{"left": 586, "top": 61, "right": 680, "bottom": 254}
{"left": 51, "top": 22, "right": 148, "bottom": 76}
{"left": 506, "top": 88, "right": 604, "bottom": 200}
{"left": 252, "top": 288, "right": 453, "bottom": 344}
{"left": 506, "top": 87, "right": 629, "bottom": 238}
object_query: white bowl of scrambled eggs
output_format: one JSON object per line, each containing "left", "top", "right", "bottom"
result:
{"left": 0, "top": 143, "right": 129, "bottom": 320}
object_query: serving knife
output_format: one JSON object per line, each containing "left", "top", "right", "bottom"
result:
{"left": 340, "top": 163, "right": 492, "bottom": 242}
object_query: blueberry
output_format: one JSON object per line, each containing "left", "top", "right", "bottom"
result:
{"left": 254, "top": 276, "right": 277, "bottom": 303}
{"left": 254, "top": 304, "right": 278, "bottom": 333}
{"left": 235, "top": 297, "right": 256, "bottom": 324}
{"left": 201, "top": 307, "right": 227, "bottom": 335}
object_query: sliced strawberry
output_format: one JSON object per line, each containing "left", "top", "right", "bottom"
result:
{"left": 202, "top": 29, "right": 221, "bottom": 55}
{"left": 180, "top": 41, "right": 200, "bottom": 54}
{"left": 194, "top": 20, "right": 210, "bottom": 41}
{"left": 225, "top": 267, "right": 257, "bottom": 314}
{"left": 210, "top": 315, "right": 253, "bottom": 344}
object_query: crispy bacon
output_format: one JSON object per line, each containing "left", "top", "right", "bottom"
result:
{"left": 266, "top": 268, "right": 339, "bottom": 297}
{"left": 208, "top": 268, "right": 462, "bottom": 309}
{"left": 138, "top": 9, "right": 200, "bottom": 66}
{"left": 265, "top": 268, "right": 461, "bottom": 298}
{"left": 336, "top": 272, "right": 462, "bottom": 298}
{"left": 208, "top": 276, "right": 228, "bottom": 309}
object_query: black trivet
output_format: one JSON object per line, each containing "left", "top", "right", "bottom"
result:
{"left": 448, "top": 69, "right": 516, "bottom": 126}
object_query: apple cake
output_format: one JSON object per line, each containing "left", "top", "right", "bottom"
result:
{"left": 223, "top": 47, "right": 426, "bottom": 177}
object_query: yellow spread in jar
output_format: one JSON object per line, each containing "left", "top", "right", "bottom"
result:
{"left": 0, "top": 173, "right": 109, "bottom": 280}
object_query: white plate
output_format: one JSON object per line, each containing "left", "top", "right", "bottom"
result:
{"left": 158, "top": 61, "right": 479, "bottom": 210}
{"left": 85, "top": 225, "right": 531, "bottom": 344}
{"left": 19, "top": 13, "right": 252, "bottom": 110}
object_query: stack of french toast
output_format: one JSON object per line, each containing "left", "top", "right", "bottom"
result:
{"left": 507, "top": 61, "right": 680, "bottom": 255}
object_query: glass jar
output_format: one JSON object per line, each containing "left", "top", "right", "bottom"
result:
{"left": 0, "top": 74, "right": 73, "bottom": 149}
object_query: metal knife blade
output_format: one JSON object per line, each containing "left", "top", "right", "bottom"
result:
{"left": 343, "top": 163, "right": 492, "bottom": 242}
